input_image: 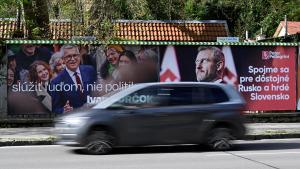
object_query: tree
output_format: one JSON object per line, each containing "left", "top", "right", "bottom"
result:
{"left": 0, "top": 0, "right": 18, "bottom": 18}
{"left": 259, "top": 0, "right": 300, "bottom": 37}
{"left": 127, "top": 0, "right": 153, "bottom": 20}
{"left": 22, "top": 0, "right": 51, "bottom": 39}
{"left": 146, "top": 0, "right": 185, "bottom": 20}
{"left": 1, "top": 0, "right": 299, "bottom": 40}
{"left": 180, "top": 0, "right": 300, "bottom": 39}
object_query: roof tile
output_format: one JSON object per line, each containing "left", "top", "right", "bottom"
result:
{"left": 274, "top": 21, "right": 300, "bottom": 37}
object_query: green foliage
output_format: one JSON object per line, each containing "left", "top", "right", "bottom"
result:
{"left": 127, "top": 0, "right": 153, "bottom": 20}
{"left": 50, "top": 0, "right": 300, "bottom": 40}
{"left": 146, "top": 0, "right": 185, "bottom": 20}
{"left": 94, "top": 17, "right": 114, "bottom": 41}
{"left": 1, "top": 0, "right": 299, "bottom": 40}
{"left": 180, "top": 0, "right": 300, "bottom": 39}
{"left": 0, "top": 0, "right": 19, "bottom": 18}
{"left": 48, "top": 0, "right": 77, "bottom": 19}
{"left": 234, "top": 0, "right": 270, "bottom": 38}
{"left": 235, "top": 0, "right": 300, "bottom": 38}
{"left": 31, "top": 27, "right": 45, "bottom": 39}
{"left": 287, "top": 0, "right": 300, "bottom": 20}
{"left": 183, "top": 0, "right": 205, "bottom": 20}
{"left": 21, "top": 0, "right": 51, "bottom": 39}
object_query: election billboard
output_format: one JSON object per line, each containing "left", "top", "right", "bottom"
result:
{"left": 3, "top": 43, "right": 299, "bottom": 117}
{"left": 5, "top": 44, "right": 159, "bottom": 116}
{"left": 159, "top": 45, "right": 297, "bottom": 111}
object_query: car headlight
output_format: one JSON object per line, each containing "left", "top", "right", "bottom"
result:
{"left": 63, "top": 117, "right": 90, "bottom": 127}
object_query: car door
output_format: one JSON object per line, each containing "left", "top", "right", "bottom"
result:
{"left": 110, "top": 85, "right": 173, "bottom": 146}
{"left": 143, "top": 85, "right": 230, "bottom": 144}
{"left": 114, "top": 85, "right": 208, "bottom": 145}
{"left": 149, "top": 85, "right": 208, "bottom": 144}
{"left": 110, "top": 84, "right": 229, "bottom": 146}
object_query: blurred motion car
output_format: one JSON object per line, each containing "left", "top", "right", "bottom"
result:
{"left": 55, "top": 82, "right": 246, "bottom": 155}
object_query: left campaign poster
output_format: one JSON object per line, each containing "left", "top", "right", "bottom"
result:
{"left": 5, "top": 44, "right": 159, "bottom": 117}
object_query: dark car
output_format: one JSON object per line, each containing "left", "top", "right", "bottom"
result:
{"left": 55, "top": 82, "right": 246, "bottom": 154}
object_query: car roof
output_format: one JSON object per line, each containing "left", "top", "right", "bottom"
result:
{"left": 92, "top": 82, "right": 244, "bottom": 109}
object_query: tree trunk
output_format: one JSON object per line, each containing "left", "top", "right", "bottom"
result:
{"left": 22, "top": 0, "right": 36, "bottom": 38}
{"left": 13, "top": 1, "right": 24, "bottom": 38}
{"left": 22, "top": 0, "right": 51, "bottom": 39}
{"left": 33, "top": 0, "right": 51, "bottom": 38}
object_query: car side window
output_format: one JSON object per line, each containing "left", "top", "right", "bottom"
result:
{"left": 109, "top": 85, "right": 229, "bottom": 109}
{"left": 168, "top": 87, "right": 193, "bottom": 106}
{"left": 192, "top": 86, "right": 229, "bottom": 104}
{"left": 166, "top": 86, "right": 229, "bottom": 105}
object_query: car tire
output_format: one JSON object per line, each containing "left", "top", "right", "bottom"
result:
{"left": 207, "top": 128, "right": 234, "bottom": 151}
{"left": 84, "top": 130, "right": 114, "bottom": 155}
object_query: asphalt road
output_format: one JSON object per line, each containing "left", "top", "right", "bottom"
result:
{"left": 1, "top": 138, "right": 300, "bottom": 169}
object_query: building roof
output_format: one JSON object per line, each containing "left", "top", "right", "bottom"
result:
{"left": 273, "top": 21, "right": 300, "bottom": 37}
{"left": 113, "top": 20, "right": 229, "bottom": 41}
{"left": 0, "top": 19, "right": 229, "bottom": 41}
{"left": 0, "top": 18, "right": 81, "bottom": 40}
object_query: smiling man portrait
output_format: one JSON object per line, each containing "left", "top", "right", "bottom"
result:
{"left": 50, "top": 45, "right": 96, "bottom": 114}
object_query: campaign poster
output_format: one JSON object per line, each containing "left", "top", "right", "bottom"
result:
{"left": 233, "top": 46, "right": 296, "bottom": 110}
{"left": 159, "top": 45, "right": 297, "bottom": 111}
{"left": 5, "top": 44, "right": 159, "bottom": 116}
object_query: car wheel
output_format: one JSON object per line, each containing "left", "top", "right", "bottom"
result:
{"left": 84, "top": 130, "right": 114, "bottom": 155}
{"left": 207, "top": 128, "right": 234, "bottom": 151}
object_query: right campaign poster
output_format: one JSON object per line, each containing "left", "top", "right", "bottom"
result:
{"left": 233, "top": 46, "right": 296, "bottom": 110}
{"left": 159, "top": 45, "right": 297, "bottom": 111}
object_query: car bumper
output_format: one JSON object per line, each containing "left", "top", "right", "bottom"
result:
{"left": 55, "top": 124, "right": 83, "bottom": 146}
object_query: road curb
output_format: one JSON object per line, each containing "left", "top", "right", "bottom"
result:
{"left": 1, "top": 134, "right": 300, "bottom": 146}
{"left": 0, "top": 140, "right": 55, "bottom": 146}
{"left": 245, "top": 133, "right": 300, "bottom": 140}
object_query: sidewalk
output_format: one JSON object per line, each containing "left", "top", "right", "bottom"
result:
{"left": 1, "top": 123, "right": 300, "bottom": 146}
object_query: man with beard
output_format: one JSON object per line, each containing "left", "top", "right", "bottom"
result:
{"left": 195, "top": 46, "right": 225, "bottom": 83}
{"left": 50, "top": 45, "right": 96, "bottom": 114}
